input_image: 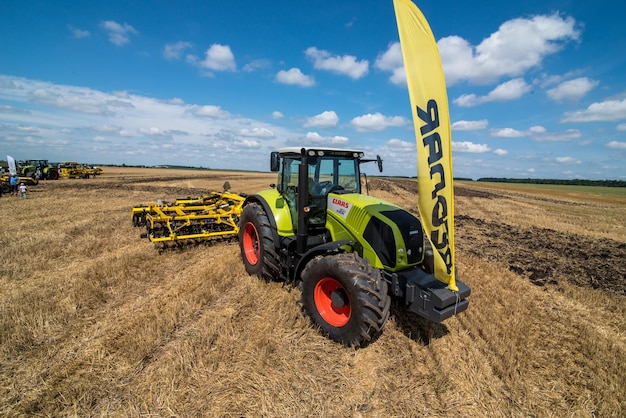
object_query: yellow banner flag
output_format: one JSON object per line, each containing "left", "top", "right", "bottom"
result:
{"left": 393, "top": 0, "right": 457, "bottom": 291}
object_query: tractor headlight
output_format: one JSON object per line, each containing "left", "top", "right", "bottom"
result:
{"left": 397, "top": 247, "right": 404, "bottom": 263}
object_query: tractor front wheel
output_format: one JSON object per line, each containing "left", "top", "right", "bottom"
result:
{"left": 48, "top": 169, "right": 59, "bottom": 180}
{"left": 301, "top": 252, "right": 391, "bottom": 347}
{"left": 238, "top": 202, "right": 280, "bottom": 281}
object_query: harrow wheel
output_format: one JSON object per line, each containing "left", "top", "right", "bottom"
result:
{"left": 301, "top": 252, "right": 391, "bottom": 347}
{"left": 238, "top": 202, "right": 280, "bottom": 281}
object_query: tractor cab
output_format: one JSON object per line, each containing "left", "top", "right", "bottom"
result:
{"left": 270, "top": 147, "right": 381, "bottom": 237}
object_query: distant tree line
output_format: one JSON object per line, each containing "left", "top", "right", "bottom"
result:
{"left": 474, "top": 178, "right": 626, "bottom": 187}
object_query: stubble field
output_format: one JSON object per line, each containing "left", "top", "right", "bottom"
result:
{"left": 1, "top": 167, "right": 625, "bottom": 417}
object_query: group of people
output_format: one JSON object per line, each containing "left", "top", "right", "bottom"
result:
{"left": 2, "top": 174, "right": 28, "bottom": 198}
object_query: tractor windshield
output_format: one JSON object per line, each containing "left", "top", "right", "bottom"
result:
{"left": 278, "top": 155, "right": 360, "bottom": 195}
{"left": 309, "top": 156, "right": 360, "bottom": 195}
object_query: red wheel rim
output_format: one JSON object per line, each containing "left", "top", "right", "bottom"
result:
{"left": 314, "top": 277, "right": 351, "bottom": 327}
{"left": 242, "top": 223, "right": 260, "bottom": 265}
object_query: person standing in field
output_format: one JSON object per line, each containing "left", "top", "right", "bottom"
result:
{"left": 9, "top": 174, "right": 19, "bottom": 196}
{"left": 19, "top": 182, "right": 27, "bottom": 199}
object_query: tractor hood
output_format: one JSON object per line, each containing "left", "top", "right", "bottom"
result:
{"left": 326, "top": 193, "right": 425, "bottom": 271}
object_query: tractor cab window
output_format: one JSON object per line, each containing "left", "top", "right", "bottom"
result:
{"left": 279, "top": 157, "right": 300, "bottom": 191}
{"left": 309, "top": 157, "right": 360, "bottom": 196}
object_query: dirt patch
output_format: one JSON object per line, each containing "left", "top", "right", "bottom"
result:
{"left": 455, "top": 214, "right": 626, "bottom": 295}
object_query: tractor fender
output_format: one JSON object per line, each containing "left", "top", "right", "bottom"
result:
{"left": 294, "top": 239, "right": 355, "bottom": 283}
{"left": 242, "top": 194, "right": 282, "bottom": 254}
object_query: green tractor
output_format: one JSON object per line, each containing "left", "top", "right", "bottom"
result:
{"left": 238, "top": 147, "right": 470, "bottom": 347}
{"left": 19, "top": 160, "right": 59, "bottom": 180}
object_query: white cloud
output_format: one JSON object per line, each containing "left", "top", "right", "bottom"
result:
{"left": 439, "top": 14, "right": 580, "bottom": 85}
{"left": 350, "top": 112, "right": 408, "bottom": 132}
{"left": 0, "top": 104, "right": 30, "bottom": 115}
{"left": 188, "top": 105, "right": 231, "bottom": 119}
{"left": 454, "top": 78, "right": 531, "bottom": 107}
{"left": 238, "top": 127, "right": 274, "bottom": 138}
{"left": 94, "top": 125, "right": 120, "bottom": 133}
{"left": 299, "top": 131, "right": 349, "bottom": 145}
{"left": 555, "top": 156, "right": 581, "bottom": 164}
{"left": 163, "top": 41, "right": 193, "bottom": 60}
{"left": 387, "top": 138, "right": 414, "bottom": 151}
{"left": 374, "top": 42, "right": 403, "bottom": 71}
{"left": 304, "top": 111, "right": 339, "bottom": 129}
{"left": 235, "top": 139, "right": 260, "bottom": 148}
{"left": 607, "top": 141, "right": 626, "bottom": 150}
{"left": 493, "top": 149, "right": 508, "bottom": 156}
{"left": 546, "top": 77, "right": 599, "bottom": 102}
{"left": 374, "top": 42, "right": 407, "bottom": 86}
{"left": 242, "top": 59, "right": 271, "bottom": 72}
{"left": 0, "top": 76, "right": 292, "bottom": 166}
{"left": 101, "top": 21, "right": 137, "bottom": 46}
{"left": 490, "top": 125, "right": 581, "bottom": 141}
{"left": 272, "top": 111, "right": 283, "bottom": 119}
{"left": 528, "top": 126, "right": 547, "bottom": 134}
{"left": 490, "top": 127, "right": 527, "bottom": 138}
{"left": 138, "top": 127, "right": 169, "bottom": 137}
{"left": 197, "top": 44, "right": 236, "bottom": 71}
{"left": 67, "top": 25, "right": 90, "bottom": 39}
{"left": 30, "top": 85, "right": 119, "bottom": 115}
{"left": 562, "top": 98, "right": 626, "bottom": 122}
{"left": 453, "top": 141, "right": 491, "bottom": 153}
{"left": 305, "top": 47, "right": 369, "bottom": 79}
{"left": 451, "top": 119, "right": 488, "bottom": 130}
{"left": 275, "top": 68, "right": 315, "bottom": 87}
{"left": 533, "top": 129, "right": 581, "bottom": 142}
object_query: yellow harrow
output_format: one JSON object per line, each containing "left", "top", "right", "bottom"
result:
{"left": 131, "top": 182, "right": 246, "bottom": 248}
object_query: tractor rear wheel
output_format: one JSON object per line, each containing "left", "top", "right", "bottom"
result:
{"left": 301, "top": 252, "right": 391, "bottom": 347}
{"left": 238, "top": 202, "right": 280, "bottom": 281}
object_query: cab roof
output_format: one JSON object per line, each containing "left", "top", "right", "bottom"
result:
{"left": 276, "top": 147, "right": 364, "bottom": 157}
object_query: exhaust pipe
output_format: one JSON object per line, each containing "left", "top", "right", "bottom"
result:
{"left": 297, "top": 148, "right": 309, "bottom": 254}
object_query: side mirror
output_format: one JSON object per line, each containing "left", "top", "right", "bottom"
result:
{"left": 270, "top": 152, "right": 280, "bottom": 172}
{"left": 376, "top": 155, "right": 383, "bottom": 173}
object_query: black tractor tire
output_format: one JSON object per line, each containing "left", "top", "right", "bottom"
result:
{"left": 1, "top": 183, "right": 10, "bottom": 194}
{"left": 48, "top": 169, "right": 59, "bottom": 180}
{"left": 238, "top": 202, "right": 280, "bottom": 281}
{"left": 301, "top": 252, "right": 391, "bottom": 347}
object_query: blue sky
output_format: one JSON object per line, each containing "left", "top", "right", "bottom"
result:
{"left": 1, "top": 0, "right": 625, "bottom": 179}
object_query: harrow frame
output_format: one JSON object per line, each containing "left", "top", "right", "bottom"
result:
{"left": 131, "top": 185, "right": 246, "bottom": 246}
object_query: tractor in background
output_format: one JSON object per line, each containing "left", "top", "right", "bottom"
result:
{"left": 238, "top": 147, "right": 470, "bottom": 347}
{"left": 18, "top": 160, "right": 59, "bottom": 180}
